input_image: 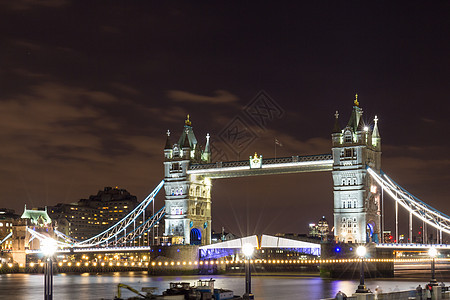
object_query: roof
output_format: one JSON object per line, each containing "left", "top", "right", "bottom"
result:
{"left": 178, "top": 125, "right": 198, "bottom": 149}
{"left": 164, "top": 130, "right": 172, "bottom": 149}
{"left": 332, "top": 111, "right": 341, "bottom": 133}
{"left": 21, "top": 208, "right": 52, "bottom": 226}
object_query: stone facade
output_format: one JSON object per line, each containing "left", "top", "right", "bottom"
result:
{"left": 331, "top": 96, "right": 382, "bottom": 243}
{"left": 163, "top": 116, "right": 212, "bottom": 245}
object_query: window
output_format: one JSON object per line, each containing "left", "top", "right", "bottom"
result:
{"left": 353, "top": 200, "right": 357, "bottom": 208}
{"left": 342, "top": 217, "right": 346, "bottom": 222}
{"left": 347, "top": 202, "right": 351, "bottom": 208}
{"left": 342, "top": 201, "right": 346, "bottom": 208}
{"left": 345, "top": 149, "right": 353, "bottom": 157}
{"left": 345, "top": 133, "right": 352, "bottom": 143}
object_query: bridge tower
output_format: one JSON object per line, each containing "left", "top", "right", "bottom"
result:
{"left": 332, "top": 95, "right": 382, "bottom": 243}
{"left": 163, "top": 116, "right": 212, "bottom": 245}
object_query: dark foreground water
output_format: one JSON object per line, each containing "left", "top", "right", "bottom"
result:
{"left": 0, "top": 272, "right": 438, "bottom": 300}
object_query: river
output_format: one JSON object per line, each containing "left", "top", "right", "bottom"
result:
{"left": 0, "top": 272, "right": 435, "bottom": 300}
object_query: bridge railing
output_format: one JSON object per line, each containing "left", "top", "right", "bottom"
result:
{"left": 189, "top": 154, "right": 332, "bottom": 170}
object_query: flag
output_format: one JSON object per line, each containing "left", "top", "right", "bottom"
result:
{"left": 275, "top": 138, "right": 283, "bottom": 147}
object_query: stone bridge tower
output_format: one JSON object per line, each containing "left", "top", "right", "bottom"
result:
{"left": 332, "top": 96, "right": 382, "bottom": 243}
{"left": 163, "top": 116, "right": 212, "bottom": 245}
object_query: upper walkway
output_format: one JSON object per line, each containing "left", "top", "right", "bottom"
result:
{"left": 188, "top": 154, "right": 333, "bottom": 178}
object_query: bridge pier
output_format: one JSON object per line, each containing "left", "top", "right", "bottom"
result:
{"left": 320, "top": 243, "right": 394, "bottom": 278}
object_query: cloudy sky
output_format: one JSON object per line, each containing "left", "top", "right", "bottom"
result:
{"left": 0, "top": 1, "right": 449, "bottom": 237}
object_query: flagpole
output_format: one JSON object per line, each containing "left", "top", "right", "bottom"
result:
{"left": 274, "top": 138, "right": 277, "bottom": 159}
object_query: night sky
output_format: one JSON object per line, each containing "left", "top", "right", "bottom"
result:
{"left": 1, "top": 1, "right": 449, "bottom": 238}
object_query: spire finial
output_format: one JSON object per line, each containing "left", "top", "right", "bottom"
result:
{"left": 374, "top": 115, "right": 378, "bottom": 124}
{"left": 206, "top": 133, "right": 210, "bottom": 141}
{"left": 185, "top": 114, "right": 191, "bottom": 126}
{"left": 354, "top": 93, "right": 359, "bottom": 107}
{"left": 335, "top": 110, "right": 339, "bottom": 119}
{"left": 166, "top": 129, "right": 170, "bottom": 136}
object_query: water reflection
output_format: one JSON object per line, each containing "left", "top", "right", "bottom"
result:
{"left": 0, "top": 272, "right": 433, "bottom": 300}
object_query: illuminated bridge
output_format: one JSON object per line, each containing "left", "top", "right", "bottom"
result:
{"left": 2, "top": 99, "right": 449, "bottom": 264}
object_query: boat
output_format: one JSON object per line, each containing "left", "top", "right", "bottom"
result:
{"left": 114, "top": 279, "right": 242, "bottom": 300}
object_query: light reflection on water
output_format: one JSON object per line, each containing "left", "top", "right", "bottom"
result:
{"left": 0, "top": 272, "right": 431, "bottom": 300}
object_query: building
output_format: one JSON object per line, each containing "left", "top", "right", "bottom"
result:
{"left": 0, "top": 208, "right": 20, "bottom": 251}
{"left": 48, "top": 187, "right": 141, "bottom": 241}
{"left": 309, "top": 216, "right": 330, "bottom": 240}
{"left": 211, "top": 228, "right": 239, "bottom": 244}
{"left": 331, "top": 95, "right": 382, "bottom": 243}
{"left": 163, "top": 115, "right": 212, "bottom": 245}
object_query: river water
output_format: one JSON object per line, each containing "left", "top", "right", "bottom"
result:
{"left": 0, "top": 272, "right": 433, "bottom": 300}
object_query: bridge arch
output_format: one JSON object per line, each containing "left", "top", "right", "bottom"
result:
{"left": 190, "top": 228, "right": 202, "bottom": 245}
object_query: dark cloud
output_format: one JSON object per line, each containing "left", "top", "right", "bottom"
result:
{"left": 167, "top": 90, "right": 239, "bottom": 104}
{"left": 0, "top": 0, "right": 69, "bottom": 10}
{"left": 0, "top": 2, "right": 449, "bottom": 237}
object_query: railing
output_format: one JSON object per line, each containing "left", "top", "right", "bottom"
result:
{"left": 322, "top": 288, "right": 449, "bottom": 300}
{"left": 189, "top": 154, "right": 332, "bottom": 170}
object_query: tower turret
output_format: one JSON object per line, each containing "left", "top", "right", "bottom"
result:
{"left": 182, "top": 127, "right": 191, "bottom": 160}
{"left": 164, "top": 130, "right": 173, "bottom": 160}
{"left": 163, "top": 115, "right": 212, "bottom": 246}
{"left": 332, "top": 96, "right": 382, "bottom": 244}
{"left": 372, "top": 115, "right": 381, "bottom": 150}
{"left": 332, "top": 111, "right": 341, "bottom": 146}
{"left": 202, "top": 133, "right": 211, "bottom": 163}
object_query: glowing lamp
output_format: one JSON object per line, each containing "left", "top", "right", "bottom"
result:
{"left": 428, "top": 247, "right": 438, "bottom": 258}
{"left": 41, "top": 238, "right": 57, "bottom": 257}
{"left": 242, "top": 243, "right": 254, "bottom": 258}
{"left": 356, "top": 246, "right": 366, "bottom": 258}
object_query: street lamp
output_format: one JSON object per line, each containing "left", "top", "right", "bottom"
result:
{"left": 428, "top": 247, "right": 438, "bottom": 286}
{"left": 242, "top": 243, "right": 254, "bottom": 300}
{"left": 355, "top": 245, "right": 369, "bottom": 293}
{"left": 41, "top": 238, "right": 57, "bottom": 300}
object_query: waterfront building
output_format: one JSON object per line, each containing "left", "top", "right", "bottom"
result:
{"left": 331, "top": 96, "right": 382, "bottom": 243}
{"left": 48, "top": 187, "right": 142, "bottom": 241}
{"left": 0, "top": 208, "right": 20, "bottom": 250}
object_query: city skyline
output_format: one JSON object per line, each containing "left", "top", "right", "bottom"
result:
{"left": 0, "top": 2, "right": 449, "bottom": 237}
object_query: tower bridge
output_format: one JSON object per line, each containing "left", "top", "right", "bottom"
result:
{"left": 163, "top": 96, "right": 381, "bottom": 245}
{"left": 187, "top": 154, "right": 333, "bottom": 178}
{"left": 3, "top": 96, "right": 450, "bottom": 267}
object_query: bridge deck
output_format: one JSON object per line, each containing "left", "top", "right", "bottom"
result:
{"left": 188, "top": 154, "right": 333, "bottom": 178}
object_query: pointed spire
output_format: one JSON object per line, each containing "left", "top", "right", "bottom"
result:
{"left": 347, "top": 94, "right": 363, "bottom": 132}
{"left": 164, "top": 129, "right": 172, "bottom": 149}
{"left": 205, "top": 133, "right": 211, "bottom": 153}
{"left": 372, "top": 115, "right": 380, "bottom": 138}
{"left": 332, "top": 111, "right": 341, "bottom": 133}
{"left": 182, "top": 127, "right": 191, "bottom": 149}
